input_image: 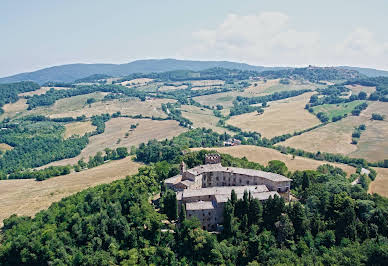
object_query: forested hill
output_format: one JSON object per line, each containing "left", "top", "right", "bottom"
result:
{"left": 1, "top": 58, "right": 387, "bottom": 84}
{"left": 0, "top": 59, "right": 285, "bottom": 84}
{"left": 259, "top": 66, "right": 366, "bottom": 82}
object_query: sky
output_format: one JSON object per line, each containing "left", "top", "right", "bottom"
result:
{"left": 1, "top": 0, "right": 387, "bottom": 77}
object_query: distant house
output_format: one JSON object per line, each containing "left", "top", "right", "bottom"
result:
{"left": 224, "top": 138, "right": 241, "bottom": 146}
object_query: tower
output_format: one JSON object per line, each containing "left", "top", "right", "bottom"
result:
{"left": 180, "top": 161, "right": 187, "bottom": 175}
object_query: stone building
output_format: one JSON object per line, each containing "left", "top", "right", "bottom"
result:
{"left": 164, "top": 154, "right": 292, "bottom": 230}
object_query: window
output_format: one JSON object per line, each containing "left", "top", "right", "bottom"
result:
{"left": 208, "top": 212, "right": 211, "bottom": 216}
{"left": 247, "top": 180, "right": 250, "bottom": 185}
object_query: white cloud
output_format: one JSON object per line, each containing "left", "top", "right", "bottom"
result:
{"left": 180, "top": 12, "right": 388, "bottom": 69}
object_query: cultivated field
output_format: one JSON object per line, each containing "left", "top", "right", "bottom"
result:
{"left": 244, "top": 79, "right": 319, "bottom": 95}
{"left": 281, "top": 101, "right": 388, "bottom": 162}
{"left": 44, "top": 117, "right": 187, "bottom": 167}
{"left": 0, "top": 98, "right": 28, "bottom": 120}
{"left": 18, "top": 86, "right": 71, "bottom": 97}
{"left": 28, "top": 95, "right": 173, "bottom": 119}
{"left": 158, "top": 85, "right": 188, "bottom": 91}
{"left": 0, "top": 156, "right": 141, "bottom": 226}
{"left": 180, "top": 105, "right": 232, "bottom": 134}
{"left": 369, "top": 167, "right": 388, "bottom": 198}
{"left": 191, "top": 145, "right": 356, "bottom": 176}
{"left": 312, "top": 100, "right": 365, "bottom": 120}
{"left": 194, "top": 91, "right": 237, "bottom": 108}
{"left": 120, "top": 78, "right": 153, "bottom": 86}
{"left": 345, "top": 85, "right": 376, "bottom": 96}
{"left": 189, "top": 80, "right": 225, "bottom": 87}
{"left": 227, "top": 92, "right": 320, "bottom": 138}
{"left": 349, "top": 102, "right": 388, "bottom": 161}
{"left": 25, "top": 92, "right": 108, "bottom": 118}
{"left": 64, "top": 121, "right": 96, "bottom": 139}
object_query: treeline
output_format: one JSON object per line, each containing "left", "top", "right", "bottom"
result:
{"left": 235, "top": 89, "right": 311, "bottom": 106}
{"left": 0, "top": 81, "right": 40, "bottom": 113}
{"left": 74, "top": 74, "right": 112, "bottom": 83}
{"left": 26, "top": 84, "right": 146, "bottom": 109}
{"left": 22, "top": 114, "right": 87, "bottom": 123}
{"left": 161, "top": 103, "right": 193, "bottom": 127}
{"left": 159, "top": 86, "right": 232, "bottom": 105}
{"left": 2, "top": 147, "right": 130, "bottom": 181}
{"left": 91, "top": 113, "right": 112, "bottom": 134}
{"left": 135, "top": 128, "right": 231, "bottom": 164}
{"left": 7, "top": 165, "right": 71, "bottom": 181}
{"left": 118, "top": 67, "right": 259, "bottom": 83}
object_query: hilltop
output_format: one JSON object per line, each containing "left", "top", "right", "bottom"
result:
{"left": 1, "top": 58, "right": 388, "bottom": 84}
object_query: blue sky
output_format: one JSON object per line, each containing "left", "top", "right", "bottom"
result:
{"left": 1, "top": 0, "right": 387, "bottom": 77}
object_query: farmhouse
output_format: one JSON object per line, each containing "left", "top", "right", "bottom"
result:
{"left": 164, "top": 154, "right": 291, "bottom": 230}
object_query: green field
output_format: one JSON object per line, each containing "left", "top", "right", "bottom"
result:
{"left": 312, "top": 100, "right": 365, "bottom": 120}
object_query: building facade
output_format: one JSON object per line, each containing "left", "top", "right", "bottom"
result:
{"left": 164, "top": 154, "right": 292, "bottom": 230}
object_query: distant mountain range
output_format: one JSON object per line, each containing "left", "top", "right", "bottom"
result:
{"left": 0, "top": 59, "right": 387, "bottom": 84}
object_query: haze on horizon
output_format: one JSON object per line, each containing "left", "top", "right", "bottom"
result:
{"left": 1, "top": 0, "right": 387, "bottom": 77}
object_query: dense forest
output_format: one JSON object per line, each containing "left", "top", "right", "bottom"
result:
{"left": 1, "top": 148, "right": 388, "bottom": 264}
{"left": 259, "top": 66, "right": 364, "bottom": 82}
{"left": 118, "top": 67, "right": 259, "bottom": 83}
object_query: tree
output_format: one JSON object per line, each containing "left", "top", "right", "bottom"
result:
{"left": 358, "top": 91, "right": 367, "bottom": 100}
{"left": 276, "top": 214, "right": 294, "bottom": 247}
{"left": 162, "top": 190, "right": 178, "bottom": 221}
{"left": 179, "top": 203, "right": 186, "bottom": 223}
{"left": 267, "top": 160, "right": 288, "bottom": 176}
{"left": 248, "top": 198, "right": 263, "bottom": 226}
{"left": 116, "top": 147, "right": 128, "bottom": 159}
{"left": 289, "top": 202, "right": 309, "bottom": 239}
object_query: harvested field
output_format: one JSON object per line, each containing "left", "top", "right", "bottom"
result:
{"left": 121, "top": 78, "right": 153, "bottom": 86}
{"left": 0, "top": 143, "right": 13, "bottom": 151}
{"left": 0, "top": 156, "right": 141, "bottom": 226}
{"left": 29, "top": 96, "right": 173, "bottom": 119}
{"left": 227, "top": 92, "right": 320, "bottom": 138}
{"left": 194, "top": 92, "right": 237, "bottom": 108}
{"left": 345, "top": 85, "right": 376, "bottom": 96}
{"left": 44, "top": 117, "right": 187, "bottom": 167}
{"left": 281, "top": 101, "right": 388, "bottom": 162}
{"left": 193, "top": 79, "right": 319, "bottom": 108}
{"left": 369, "top": 167, "right": 388, "bottom": 198}
{"left": 244, "top": 79, "right": 319, "bottom": 96}
{"left": 189, "top": 80, "right": 224, "bottom": 86}
{"left": 159, "top": 85, "right": 188, "bottom": 91}
{"left": 64, "top": 121, "right": 96, "bottom": 139}
{"left": 18, "top": 86, "right": 71, "bottom": 97}
{"left": 191, "top": 145, "right": 356, "bottom": 176}
{"left": 25, "top": 92, "right": 108, "bottom": 118}
{"left": 180, "top": 105, "right": 232, "bottom": 134}
{"left": 1, "top": 98, "right": 28, "bottom": 120}
{"left": 349, "top": 102, "right": 388, "bottom": 161}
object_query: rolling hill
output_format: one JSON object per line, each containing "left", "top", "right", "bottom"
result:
{"left": 1, "top": 59, "right": 387, "bottom": 84}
